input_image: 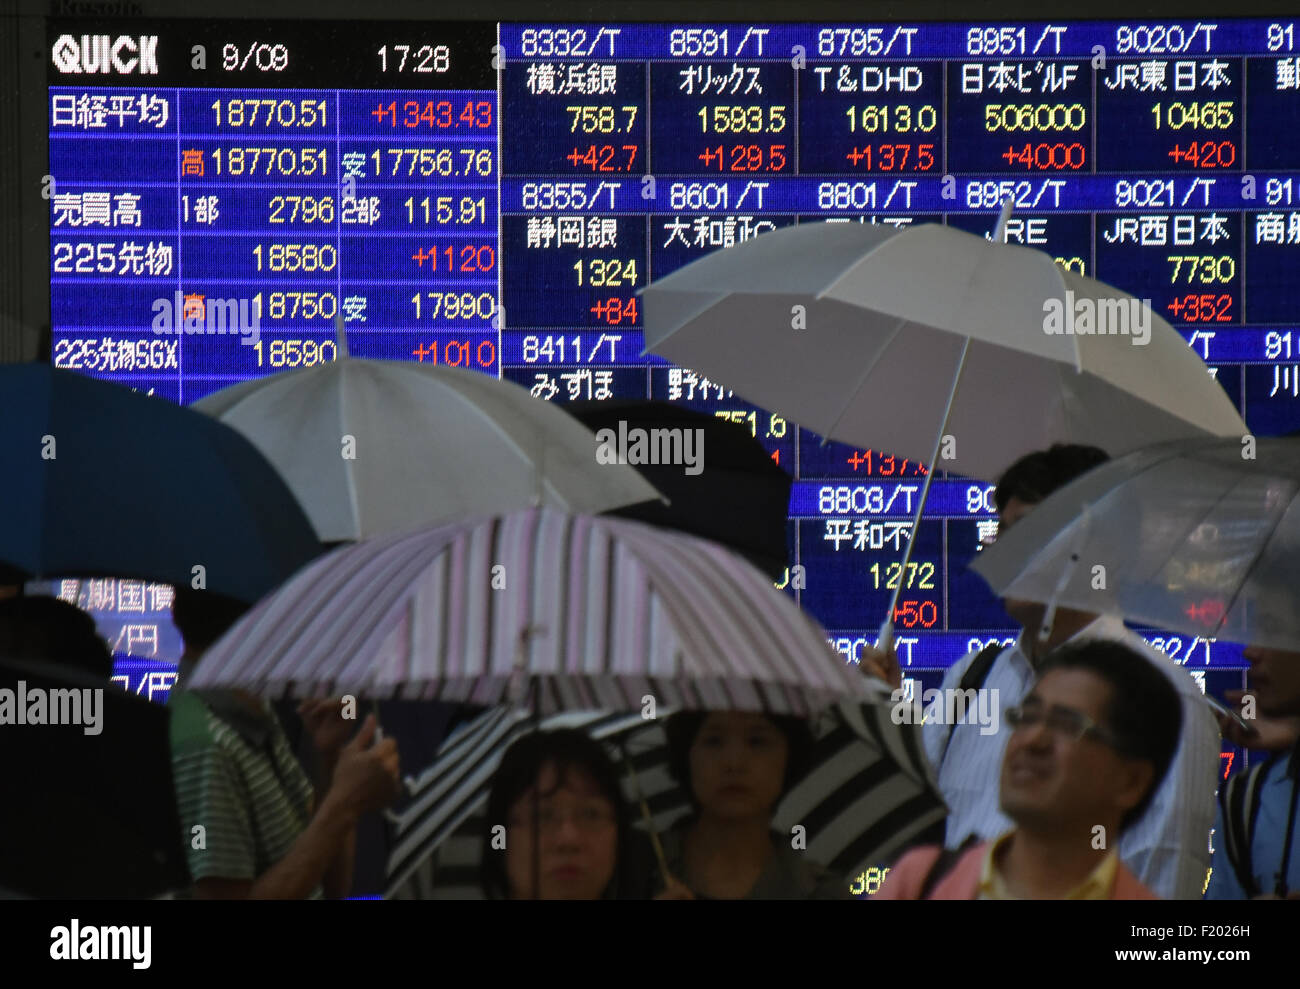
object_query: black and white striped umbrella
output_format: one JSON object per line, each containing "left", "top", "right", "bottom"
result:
{"left": 191, "top": 507, "right": 875, "bottom": 717}
{"left": 385, "top": 692, "right": 946, "bottom": 899}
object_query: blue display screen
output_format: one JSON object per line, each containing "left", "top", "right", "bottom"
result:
{"left": 45, "top": 17, "right": 1294, "bottom": 761}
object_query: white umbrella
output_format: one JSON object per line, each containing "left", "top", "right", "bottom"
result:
{"left": 194, "top": 325, "right": 660, "bottom": 541}
{"left": 641, "top": 218, "right": 1245, "bottom": 646}
{"left": 971, "top": 436, "right": 1300, "bottom": 653}
{"left": 190, "top": 507, "right": 876, "bottom": 715}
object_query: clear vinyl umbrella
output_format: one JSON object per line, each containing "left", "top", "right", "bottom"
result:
{"left": 971, "top": 435, "right": 1300, "bottom": 652}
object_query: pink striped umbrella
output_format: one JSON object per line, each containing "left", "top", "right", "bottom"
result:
{"left": 189, "top": 508, "right": 873, "bottom": 717}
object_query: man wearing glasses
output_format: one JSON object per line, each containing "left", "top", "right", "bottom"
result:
{"left": 878, "top": 639, "right": 1180, "bottom": 899}
{"left": 862, "top": 445, "right": 1219, "bottom": 899}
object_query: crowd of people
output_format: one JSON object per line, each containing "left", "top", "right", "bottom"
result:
{"left": 3, "top": 443, "right": 1299, "bottom": 900}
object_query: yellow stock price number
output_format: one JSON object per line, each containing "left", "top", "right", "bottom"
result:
{"left": 211, "top": 147, "right": 327, "bottom": 176}
{"left": 1150, "top": 102, "right": 1235, "bottom": 130}
{"left": 984, "top": 103, "right": 1086, "bottom": 132}
{"left": 370, "top": 148, "right": 493, "bottom": 177}
{"left": 1168, "top": 255, "right": 1236, "bottom": 283}
{"left": 252, "top": 243, "right": 338, "bottom": 273}
{"left": 410, "top": 291, "right": 496, "bottom": 320}
{"left": 268, "top": 195, "right": 335, "bottom": 224}
{"left": 565, "top": 105, "right": 639, "bottom": 133}
{"left": 871, "top": 561, "right": 937, "bottom": 590}
{"left": 211, "top": 98, "right": 328, "bottom": 128}
{"left": 251, "top": 292, "right": 338, "bottom": 320}
{"left": 845, "top": 105, "right": 937, "bottom": 133}
{"left": 698, "top": 105, "right": 788, "bottom": 133}
{"left": 403, "top": 196, "right": 488, "bottom": 225}
{"left": 713, "top": 410, "right": 787, "bottom": 439}
{"left": 252, "top": 339, "right": 339, "bottom": 368}
{"left": 573, "top": 258, "right": 638, "bottom": 287}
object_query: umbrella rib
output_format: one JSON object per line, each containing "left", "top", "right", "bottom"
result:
{"left": 812, "top": 236, "right": 893, "bottom": 302}
{"left": 1061, "top": 271, "right": 1082, "bottom": 373}
{"left": 1212, "top": 476, "right": 1300, "bottom": 641}
{"left": 1140, "top": 467, "right": 1250, "bottom": 612}
{"left": 638, "top": 292, "right": 729, "bottom": 357}
{"left": 337, "top": 360, "right": 362, "bottom": 537}
{"left": 408, "top": 367, "right": 568, "bottom": 507}
{"left": 819, "top": 315, "right": 910, "bottom": 446}
{"left": 995, "top": 443, "right": 1189, "bottom": 591}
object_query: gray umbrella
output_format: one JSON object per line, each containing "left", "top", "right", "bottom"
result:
{"left": 640, "top": 220, "right": 1245, "bottom": 649}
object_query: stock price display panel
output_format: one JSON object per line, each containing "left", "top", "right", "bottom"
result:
{"left": 46, "top": 18, "right": 1300, "bottom": 754}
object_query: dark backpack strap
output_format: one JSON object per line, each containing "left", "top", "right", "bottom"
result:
{"left": 934, "top": 643, "right": 1005, "bottom": 775}
{"left": 1276, "top": 770, "right": 1300, "bottom": 897}
{"left": 1221, "top": 760, "right": 1268, "bottom": 898}
{"left": 917, "top": 835, "right": 981, "bottom": 900}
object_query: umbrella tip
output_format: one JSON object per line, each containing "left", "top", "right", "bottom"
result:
{"left": 335, "top": 313, "right": 349, "bottom": 358}
{"left": 993, "top": 198, "right": 1014, "bottom": 242}
{"left": 876, "top": 618, "right": 894, "bottom": 656}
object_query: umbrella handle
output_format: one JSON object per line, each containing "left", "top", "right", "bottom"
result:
{"left": 879, "top": 336, "right": 972, "bottom": 655}
{"left": 638, "top": 796, "right": 671, "bottom": 882}
{"left": 1036, "top": 505, "right": 1093, "bottom": 646}
{"left": 619, "top": 745, "right": 672, "bottom": 884}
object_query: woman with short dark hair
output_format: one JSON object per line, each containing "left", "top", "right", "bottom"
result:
{"left": 656, "top": 710, "right": 845, "bottom": 899}
{"left": 481, "top": 728, "right": 645, "bottom": 899}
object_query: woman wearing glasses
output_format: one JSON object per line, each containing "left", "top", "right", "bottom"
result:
{"left": 481, "top": 728, "right": 650, "bottom": 900}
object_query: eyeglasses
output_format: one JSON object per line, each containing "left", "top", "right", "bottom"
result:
{"left": 507, "top": 804, "right": 616, "bottom": 834}
{"left": 1005, "top": 703, "right": 1121, "bottom": 749}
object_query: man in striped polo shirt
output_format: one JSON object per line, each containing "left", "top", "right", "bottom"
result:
{"left": 168, "top": 589, "right": 401, "bottom": 899}
{"left": 863, "top": 445, "right": 1221, "bottom": 899}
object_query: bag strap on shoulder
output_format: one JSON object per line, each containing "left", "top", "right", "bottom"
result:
{"left": 934, "top": 642, "right": 1004, "bottom": 774}
{"left": 917, "top": 835, "right": 982, "bottom": 899}
{"left": 1221, "top": 759, "right": 1268, "bottom": 898}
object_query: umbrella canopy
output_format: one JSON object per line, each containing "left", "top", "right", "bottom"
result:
{"left": 194, "top": 358, "right": 661, "bottom": 542}
{"left": 568, "top": 399, "right": 792, "bottom": 580}
{"left": 190, "top": 507, "right": 874, "bottom": 714}
{"left": 385, "top": 693, "right": 944, "bottom": 899}
{"left": 641, "top": 221, "right": 1245, "bottom": 481}
{"left": 970, "top": 436, "right": 1300, "bottom": 652}
{"left": 0, "top": 363, "right": 321, "bottom": 602}
{"left": 0, "top": 656, "right": 189, "bottom": 897}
